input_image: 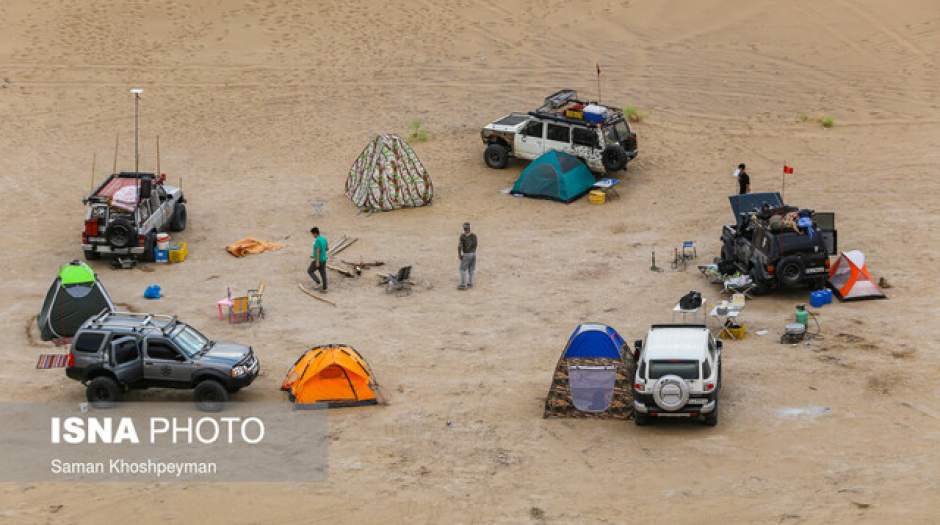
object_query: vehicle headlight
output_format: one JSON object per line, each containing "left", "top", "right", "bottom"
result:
{"left": 231, "top": 366, "right": 248, "bottom": 377}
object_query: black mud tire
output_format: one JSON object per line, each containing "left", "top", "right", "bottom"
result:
{"left": 169, "top": 204, "right": 187, "bottom": 232}
{"left": 704, "top": 400, "right": 719, "bottom": 427}
{"left": 106, "top": 218, "right": 135, "bottom": 249}
{"left": 484, "top": 143, "right": 509, "bottom": 169}
{"left": 194, "top": 380, "right": 230, "bottom": 412}
{"left": 777, "top": 257, "right": 804, "bottom": 287}
{"left": 601, "top": 144, "right": 628, "bottom": 172}
{"left": 634, "top": 412, "right": 650, "bottom": 426}
{"left": 84, "top": 249, "right": 100, "bottom": 261}
{"left": 86, "top": 376, "right": 122, "bottom": 408}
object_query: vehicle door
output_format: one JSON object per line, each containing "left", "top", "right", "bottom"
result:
{"left": 135, "top": 199, "right": 152, "bottom": 236}
{"left": 814, "top": 212, "right": 837, "bottom": 255}
{"left": 109, "top": 336, "right": 143, "bottom": 386}
{"left": 143, "top": 337, "right": 195, "bottom": 384}
{"left": 544, "top": 123, "right": 572, "bottom": 155}
{"left": 514, "top": 120, "right": 544, "bottom": 160}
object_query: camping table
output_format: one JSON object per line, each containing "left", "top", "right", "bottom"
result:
{"left": 709, "top": 305, "right": 742, "bottom": 340}
{"left": 593, "top": 178, "right": 621, "bottom": 200}
{"left": 672, "top": 298, "right": 707, "bottom": 323}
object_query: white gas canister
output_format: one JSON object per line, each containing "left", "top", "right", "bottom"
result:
{"left": 156, "top": 233, "right": 171, "bottom": 251}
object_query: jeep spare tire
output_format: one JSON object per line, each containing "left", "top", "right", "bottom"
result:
{"left": 601, "top": 144, "right": 628, "bottom": 172}
{"left": 484, "top": 143, "right": 509, "bottom": 169}
{"left": 106, "top": 218, "right": 135, "bottom": 249}
{"left": 652, "top": 374, "right": 690, "bottom": 412}
{"left": 169, "top": 203, "right": 187, "bottom": 232}
{"left": 777, "top": 256, "right": 805, "bottom": 287}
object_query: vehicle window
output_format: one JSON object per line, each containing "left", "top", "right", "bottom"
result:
{"left": 649, "top": 360, "right": 700, "bottom": 380}
{"left": 638, "top": 360, "right": 646, "bottom": 379}
{"left": 568, "top": 366, "right": 616, "bottom": 412}
{"left": 147, "top": 340, "right": 185, "bottom": 361}
{"left": 157, "top": 186, "right": 168, "bottom": 202}
{"left": 546, "top": 124, "right": 570, "bottom": 143}
{"left": 170, "top": 325, "right": 209, "bottom": 358}
{"left": 114, "top": 341, "right": 140, "bottom": 365}
{"left": 702, "top": 360, "right": 711, "bottom": 379}
{"left": 614, "top": 121, "right": 630, "bottom": 139}
{"left": 74, "top": 332, "right": 105, "bottom": 353}
{"left": 604, "top": 126, "right": 618, "bottom": 145}
{"left": 572, "top": 127, "right": 598, "bottom": 147}
{"left": 522, "top": 121, "right": 543, "bottom": 138}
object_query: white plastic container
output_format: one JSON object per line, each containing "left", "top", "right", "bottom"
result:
{"left": 156, "top": 233, "right": 171, "bottom": 251}
{"left": 583, "top": 104, "right": 607, "bottom": 123}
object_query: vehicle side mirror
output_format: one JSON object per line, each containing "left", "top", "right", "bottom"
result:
{"left": 633, "top": 340, "right": 642, "bottom": 358}
{"left": 139, "top": 178, "right": 152, "bottom": 200}
{"left": 716, "top": 340, "right": 723, "bottom": 350}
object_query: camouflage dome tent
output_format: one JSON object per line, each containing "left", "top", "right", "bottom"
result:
{"left": 345, "top": 134, "right": 433, "bottom": 212}
{"left": 38, "top": 261, "right": 114, "bottom": 341}
{"left": 544, "top": 323, "right": 635, "bottom": 419}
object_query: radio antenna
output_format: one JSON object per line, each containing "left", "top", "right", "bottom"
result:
{"left": 130, "top": 87, "right": 143, "bottom": 172}
{"left": 112, "top": 134, "right": 119, "bottom": 173}
{"left": 90, "top": 153, "right": 97, "bottom": 192}
{"left": 156, "top": 135, "right": 160, "bottom": 175}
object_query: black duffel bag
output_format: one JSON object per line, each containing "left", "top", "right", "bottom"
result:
{"left": 679, "top": 290, "right": 703, "bottom": 310}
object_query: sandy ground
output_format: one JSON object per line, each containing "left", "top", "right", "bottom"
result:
{"left": 1, "top": 0, "right": 940, "bottom": 523}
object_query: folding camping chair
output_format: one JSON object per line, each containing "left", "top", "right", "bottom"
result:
{"left": 681, "top": 241, "right": 697, "bottom": 261}
{"left": 381, "top": 266, "right": 413, "bottom": 295}
{"left": 247, "top": 282, "right": 265, "bottom": 320}
{"left": 229, "top": 295, "right": 251, "bottom": 323}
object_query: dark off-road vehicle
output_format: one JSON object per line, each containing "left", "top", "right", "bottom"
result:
{"left": 66, "top": 312, "right": 259, "bottom": 411}
{"left": 718, "top": 192, "right": 837, "bottom": 294}
{"left": 82, "top": 171, "right": 187, "bottom": 262}
{"left": 481, "top": 89, "right": 638, "bottom": 173}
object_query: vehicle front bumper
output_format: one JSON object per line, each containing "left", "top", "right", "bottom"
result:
{"left": 634, "top": 399, "right": 716, "bottom": 416}
{"left": 231, "top": 360, "right": 261, "bottom": 389}
{"left": 82, "top": 243, "right": 144, "bottom": 255}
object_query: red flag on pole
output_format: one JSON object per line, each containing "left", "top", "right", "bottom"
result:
{"left": 783, "top": 164, "right": 794, "bottom": 174}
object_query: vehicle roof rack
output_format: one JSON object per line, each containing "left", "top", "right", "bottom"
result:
{"left": 87, "top": 311, "right": 178, "bottom": 334}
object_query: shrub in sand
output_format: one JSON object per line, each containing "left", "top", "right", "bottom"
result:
{"left": 819, "top": 116, "right": 835, "bottom": 128}
{"left": 624, "top": 106, "right": 643, "bottom": 123}
{"left": 407, "top": 120, "right": 429, "bottom": 142}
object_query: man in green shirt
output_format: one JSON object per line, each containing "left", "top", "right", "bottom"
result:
{"left": 308, "top": 227, "right": 328, "bottom": 292}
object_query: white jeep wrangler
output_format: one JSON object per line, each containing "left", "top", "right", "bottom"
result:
{"left": 480, "top": 89, "right": 638, "bottom": 173}
{"left": 632, "top": 324, "right": 722, "bottom": 426}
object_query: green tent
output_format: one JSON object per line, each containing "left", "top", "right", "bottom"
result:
{"left": 511, "top": 151, "right": 595, "bottom": 203}
{"left": 38, "top": 261, "right": 114, "bottom": 341}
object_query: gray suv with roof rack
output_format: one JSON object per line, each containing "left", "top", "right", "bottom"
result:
{"left": 481, "top": 89, "right": 638, "bottom": 173}
{"left": 65, "top": 312, "right": 259, "bottom": 411}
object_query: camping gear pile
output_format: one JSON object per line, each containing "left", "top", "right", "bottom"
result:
{"left": 511, "top": 151, "right": 595, "bottom": 203}
{"left": 38, "top": 261, "right": 114, "bottom": 341}
{"left": 345, "top": 134, "right": 433, "bottom": 212}
{"left": 543, "top": 324, "right": 635, "bottom": 419}
{"left": 281, "top": 344, "right": 383, "bottom": 408}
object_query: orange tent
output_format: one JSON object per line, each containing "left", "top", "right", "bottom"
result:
{"left": 281, "top": 345, "right": 382, "bottom": 408}
{"left": 828, "top": 250, "right": 886, "bottom": 301}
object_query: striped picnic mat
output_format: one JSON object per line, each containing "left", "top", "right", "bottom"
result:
{"left": 36, "top": 354, "right": 69, "bottom": 369}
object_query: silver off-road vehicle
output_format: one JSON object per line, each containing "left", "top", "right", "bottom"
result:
{"left": 632, "top": 324, "right": 722, "bottom": 426}
{"left": 481, "top": 89, "right": 638, "bottom": 173}
{"left": 65, "top": 312, "right": 259, "bottom": 411}
{"left": 81, "top": 171, "right": 187, "bottom": 261}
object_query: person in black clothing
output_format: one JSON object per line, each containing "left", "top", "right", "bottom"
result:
{"left": 737, "top": 163, "right": 750, "bottom": 194}
{"left": 457, "top": 222, "right": 477, "bottom": 290}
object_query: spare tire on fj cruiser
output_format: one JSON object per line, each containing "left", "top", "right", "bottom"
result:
{"left": 777, "top": 256, "right": 805, "bottom": 287}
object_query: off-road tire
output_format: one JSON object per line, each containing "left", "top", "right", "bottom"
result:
{"left": 634, "top": 412, "right": 650, "bottom": 426}
{"left": 86, "top": 376, "right": 122, "bottom": 408}
{"left": 777, "top": 256, "right": 804, "bottom": 287}
{"left": 169, "top": 204, "right": 187, "bottom": 232}
{"left": 704, "top": 400, "right": 719, "bottom": 426}
{"left": 84, "top": 249, "right": 100, "bottom": 261}
{"left": 601, "top": 144, "right": 628, "bottom": 172}
{"left": 484, "top": 143, "right": 509, "bottom": 169}
{"left": 106, "top": 218, "right": 136, "bottom": 249}
{"left": 194, "top": 379, "right": 230, "bottom": 412}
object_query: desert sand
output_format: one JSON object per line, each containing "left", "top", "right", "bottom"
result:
{"left": 1, "top": 0, "right": 939, "bottom": 523}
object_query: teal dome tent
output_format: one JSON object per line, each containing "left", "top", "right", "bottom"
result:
{"left": 511, "top": 151, "right": 596, "bottom": 203}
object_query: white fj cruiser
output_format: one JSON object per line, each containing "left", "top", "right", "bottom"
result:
{"left": 480, "top": 89, "right": 638, "bottom": 173}
{"left": 632, "top": 324, "right": 722, "bottom": 426}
